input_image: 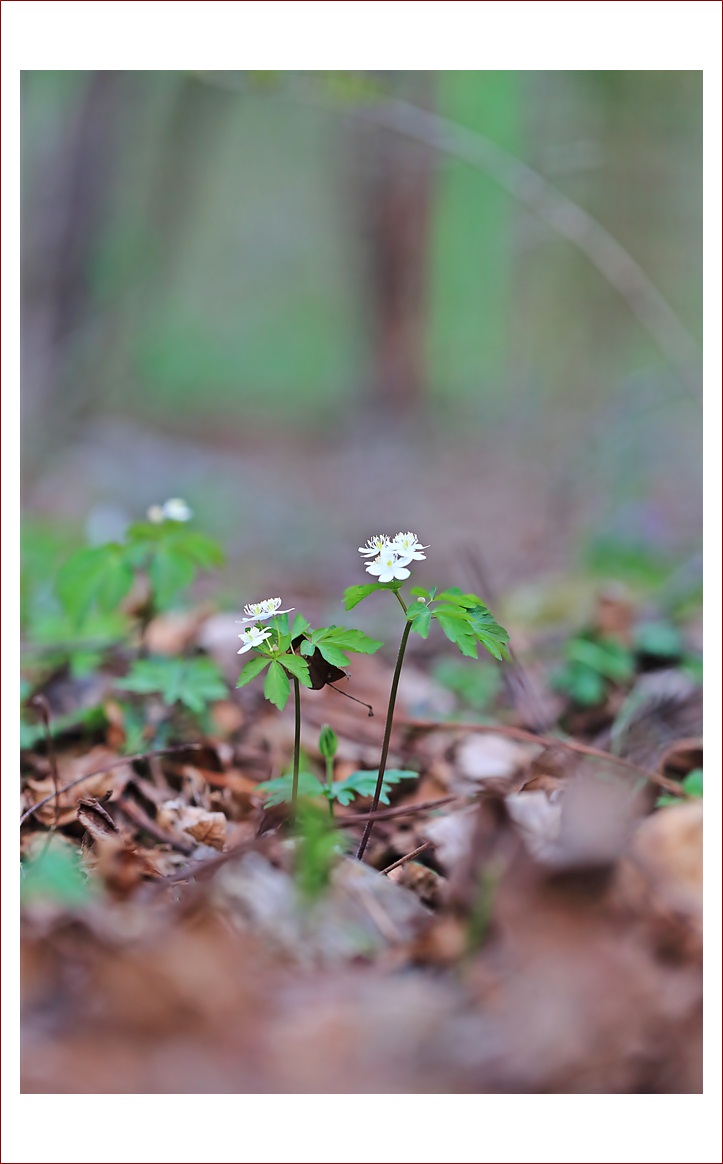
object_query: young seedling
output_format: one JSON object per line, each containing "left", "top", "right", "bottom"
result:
{"left": 235, "top": 601, "right": 382, "bottom": 814}
{"left": 346, "top": 532, "right": 510, "bottom": 859}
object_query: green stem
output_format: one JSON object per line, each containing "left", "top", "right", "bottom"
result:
{"left": 326, "top": 757, "right": 335, "bottom": 819}
{"left": 291, "top": 675, "right": 301, "bottom": 817}
{"left": 356, "top": 614, "right": 413, "bottom": 861}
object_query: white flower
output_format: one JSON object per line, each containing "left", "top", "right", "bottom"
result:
{"left": 358, "top": 534, "right": 393, "bottom": 558}
{"left": 391, "top": 531, "right": 428, "bottom": 566}
{"left": 235, "top": 597, "right": 295, "bottom": 625}
{"left": 237, "top": 625, "right": 273, "bottom": 654}
{"left": 163, "top": 498, "right": 192, "bottom": 522}
{"left": 147, "top": 498, "right": 193, "bottom": 523}
{"left": 366, "top": 547, "right": 411, "bottom": 582}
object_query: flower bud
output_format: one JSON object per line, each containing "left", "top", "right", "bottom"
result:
{"left": 318, "top": 724, "right": 338, "bottom": 760}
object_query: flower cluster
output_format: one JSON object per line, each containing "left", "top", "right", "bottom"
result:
{"left": 235, "top": 596, "right": 294, "bottom": 654}
{"left": 147, "top": 498, "right": 193, "bottom": 524}
{"left": 358, "top": 532, "right": 428, "bottom": 583}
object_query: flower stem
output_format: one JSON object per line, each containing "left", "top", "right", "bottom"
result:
{"left": 356, "top": 615, "right": 413, "bottom": 861}
{"left": 291, "top": 675, "right": 301, "bottom": 816}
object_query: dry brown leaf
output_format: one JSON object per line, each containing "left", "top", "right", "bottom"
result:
{"left": 158, "top": 798, "right": 227, "bottom": 851}
{"left": 24, "top": 746, "right": 134, "bottom": 827}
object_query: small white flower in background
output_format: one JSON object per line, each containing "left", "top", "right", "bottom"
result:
{"left": 366, "top": 546, "right": 411, "bottom": 582}
{"left": 237, "top": 625, "right": 273, "bottom": 654}
{"left": 147, "top": 498, "right": 193, "bottom": 523}
{"left": 163, "top": 498, "right": 193, "bottom": 522}
{"left": 235, "top": 597, "right": 295, "bottom": 624}
{"left": 358, "top": 535, "right": 392, "bottom": 558}
{"left": 392, "top": 531, "right": 428, "bottom": 565}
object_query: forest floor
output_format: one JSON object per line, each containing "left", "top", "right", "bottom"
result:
{"left": 20, "top": 552, "right": 703, "bottom": 1093}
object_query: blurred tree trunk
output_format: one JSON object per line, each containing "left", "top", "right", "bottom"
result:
{"left": 352, "top": 74, "right": 435, "bottom": 418}
{"left": 22, "top": 71, "right": 121, "bottom": 479}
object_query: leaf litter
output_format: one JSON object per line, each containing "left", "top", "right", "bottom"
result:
{"left": 20, "top": 600, "right": 703, "bottom": 1093}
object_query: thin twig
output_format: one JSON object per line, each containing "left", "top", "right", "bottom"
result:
{"left": 395, "top": 717, "right": 688, "bottom": 798}
{"left": 337, "top": 795, "right": 457, "bottom": 827}
{"left": 28, "top": 695, "right": 61, "bottom": 834}
{"left": 381, "top": 841, "right": 433, "bottom": 876}
{"left": 19, "top": 743, "right": 203, "bottom": 827}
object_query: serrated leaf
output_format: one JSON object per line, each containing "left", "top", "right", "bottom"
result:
{"left": 148, "top": 545, "right": 195, "bottom": 608}
{"left": 466, "top": 607, "right": 510, "bottom": 661}
{"left": 280, "top": 653, "right": 313, "bottom": 687}
{"left": 435, "top": 609, "right": 479, "bottom": 658}
{"left": 299, "top": 638, "right": 316, "bottom": 657}
{"left": 257, "top": 771, "right": 326, "bottom": 807}
{"left": 236, "top": 654, "right": 272, "bottom": 687}
{"left": 320, "top": 627, "right": 383, "bottom": 654}
{"left": 332, "top": 767, "right": 417, "bottom": 806}
{"left": 117, "top": 656, "right": 227, "bottom": 713}
{"left": 264, "top": 660, "right": 290, "bottom": 710}
{"left": 343, "top": 582, "right": 397, "bottom": 610}
{"left": 316, "top": 642, "right": 351, "bottom": 669}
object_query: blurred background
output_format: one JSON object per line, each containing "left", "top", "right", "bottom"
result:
{"left": 20, "top": 69, "right": 702, "bottom": 629}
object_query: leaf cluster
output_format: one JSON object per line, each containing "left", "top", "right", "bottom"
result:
{"left": 236, "top": 612, "right": 382, "bottom": 710}
{"left": 56, "top": 522, "right": 224, "bottom": 628}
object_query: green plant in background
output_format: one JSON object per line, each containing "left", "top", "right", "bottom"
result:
{"left": 235, "top": 600, "right": 383, "bottom": 812}
{"left": 55, "top": 499, "right": 224, "bottom": 630}
{"left": 551, "top": 634, "right": 635, "bottom": 707}
{"left": 432, "top": 656, "right": 502, "bottom": 714}
{"left": 115, "top": 655, "right": 228, "bottom": 740}
{"left": 656, "top": 769, "right": 703, "bottom": 808}
{"left": 21, "top": 836, "right": 92, "bottom": 908}
{"left": 345, "top": 532, "right": 509, "bottom": 858}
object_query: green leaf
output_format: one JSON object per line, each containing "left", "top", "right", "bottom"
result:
{"left": 117, "top": 656, "right": 227, "bottom": 714}
{"left": 465, "top": 606, "right": 510, "bottom": 661}
{"left": 567, "top": 637, "right": 634, "bottom": 683}
{"left": 633, "top": 620, "right": 684, "bottom": 659}
{"left": 148, "top": 545, "right": 195, "bottom": 608}
{"left": 315, "top": 642, "right": 351, "bottom": 669}
{"left": 236, "top": 654, "right": 272, "bottom": 687}
{"left": 166, "top": 529, "right": 225, "bottom": 569}
{"left": 406, "top": 604, "right": 432, "bottom": 638}
{"left": 299, "top": 638, "right": 316, "bottom": 657}
{"left": 291, "top": 613, "right": 311, "bottom": 638}
{"left": 434, "top": 609, "right": 478, "bottom": 658}
{"left": 551, "top": 660, "right": 606, "bottom": 706}
{"left": 332, "top": 768, "right": 417, "bottom": 806}
{"left": 317, "top": 627, "right": 383, "bottom": 654}
{"left": 264, "top": 660, "right": 290, "bottom": 710}
{"left": 343, "top": 582, "right": 398, "bottom": 611}
{"left": 56, "top": 545, "right": 134, "bottom": 626}
{"left": 257, "top": 771, "right": 326, "bottom": 807}
{"left": 280, "top": 653, "right": 313, "bottom": 687}
{"left": 21, "top": 838, "right": 92, "bottom": 907}
{"left": 656, "top": 768, "right": 703, "bottom": 808}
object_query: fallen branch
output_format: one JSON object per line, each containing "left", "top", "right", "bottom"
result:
{"left": 395, "top": 717, "right": 688, "bottom": 798}
{"left": 336, "top": 795, "right": 457, "bottom": 827}
{"left": 381, "top": 841, "right": 433, "bottom": 876}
